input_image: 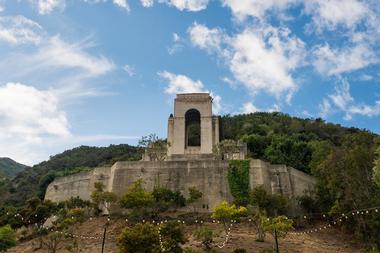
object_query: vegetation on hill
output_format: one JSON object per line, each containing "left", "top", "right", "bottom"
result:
{"left": 0, "top": 158, "right": 26, "bottom": 179}
{"left": 219, "top": 112, "right": 374, "bottom": 173}
{"left": 0, "top": 144, "right": 142, "bottom": 207}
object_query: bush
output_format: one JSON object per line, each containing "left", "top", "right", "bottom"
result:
{"left": 159, "top": 221, "right": 187, "bottom": 253}
{"left": 118, "top": 223, "right": 159, "bottom": 253}
{"left": 193, "top": 227, "right": 215, "bottom": 251}
{"left": 0, "top": 224, "right": 17, "bottom": 252}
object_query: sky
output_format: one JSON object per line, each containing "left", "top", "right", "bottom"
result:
{"left": 0, "top": 0, "right": 380, "bottom": 165}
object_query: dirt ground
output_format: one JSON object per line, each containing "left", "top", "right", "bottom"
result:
{"left": 6, "top": 217, "right": 364, "bottom": 253}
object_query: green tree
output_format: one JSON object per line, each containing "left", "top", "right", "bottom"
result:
{"left": 120, "top": 179, "right": 154, "bottom": 217}
{"left": 211, "top": 201, "right": 246, "bottom": 234}
{"left": 262, "top": 216, "right": 293, "bottom": 238}
{"left": 0, "top": 225, "right": 16, "bottom": 252}
{"left": 262, "top": 215, "right": 293, "bottom": 252}
{"left": 315, "top": 133, "right": 380, "bottom": 244}
{"left": 373, "top": 146, "right": 380, "bottom": 188}
{"left": 117, "top": 223, "right": 159, "bottom": 253}
{"left": 246, "top": 205, "right": 266, "bottom": 242}
{"left": 250, "top": 186, "right": 288, "bottom": 216}
{"left": 264, "top": 135, "right": 312, "bottom": 173}
{"left": 91, "top": 182, "right": 118, "bottom": 214}
{"left": 187, "top": 187, "right": 203, "bottom": 215}
{"left": 159, "top": 221, "right": 187, "bottom": 253}
{"left": 151, "top": 187, "right": 186, "bottom": 213}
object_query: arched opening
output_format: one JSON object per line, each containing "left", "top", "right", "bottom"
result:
{"left": 185, "top": 109, "right": 201, "bottom": 147}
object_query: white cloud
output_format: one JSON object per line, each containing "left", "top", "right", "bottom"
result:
{"left": 304, "top": 0, "right": 368, "bottom": 32}
{"left": 188, "top": 23, "right": 225, "bottom": 54}
{"left": 140, "top": 0, "right": 154, "bottom": 7}
{"left": 29, "top": 0, "right": 130, "bottom": 14}
{"left": 0, "top": 82, "right": 70, "bottom": 164}
{"left": 31, "top": 0, "right": 65, "bottom": 15}
{"left": 168, "top": 33, "right": 184, "bottom": 55}
{"left": 123, "top": 64, "right": 135, "bottom": 77}
{"left": 189, "top": 23, "right": 305, "bottom": 102}
{"left": 158, "top": 0, "right": 208, "bottom": 11}
{"left": 239, "top": 101, "right": 280, "bottom": 114}
{"left": 0, "top": 4, "right": 4, "bottom": 12}
{"left": 0, "top": 15, "right": 43, "bottom": 45}
{"left": 159, "top": 71, "right": 204, "bottom": 94}
{"left": 222, "top": 0, "right": 298, "bottom": 21}
{"left": 158, "top": 71, "right": 222, "bottom": 114}
{"left": 241, "top": 102, "right": 259, "bottom": 114}
{"left": 312, "top": 43, "right": 378, "bottom": 76}
{"left": 319, "top": 79, "right": 380, "bottom": 120}
{"left": 112, "top": 0, "right": 130, "bottom": 11}
{"left": 328, "top": 80, "right": 353, "bottom": 111}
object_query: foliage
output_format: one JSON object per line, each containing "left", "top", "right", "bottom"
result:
{"left": 0, "top": 224, "right": 16, "bottom": 252}
{"left": 0, "top": 158, "right": 26, "bottom": 179}
{"left": 139, "top": 134, "right": 168, "bottom": 161}
{"left": 40, "top": 232, "right": 63, "bottom": 253}
{"left": 65, "top": 239, "right": 82, "bottom": 253}
{"left": 250, "top": 186, "right": 288, "bottom": 216}
{"left": 264, "top": 135, "right": 312, "bottom": 173}
{"left": 297, "top": 194, "right": 319, "bottom": 215}
{"left": 91, "top": 182, "right": 118, "bottom": 214}
{"left": 120, "top": 179, "right": 154, "bottom": 217}
{"left": 373, "top": 146, "right": 380, "bottom": 188}
{"left": 193, "top": 226, "right": 215, "bottom": 251}
{"left": 228, "top": 160, "right": 250, "bottom": 205}
{"left": 159, "top": 221, "right": 187, "bottom": 253}
{"left": 246, "top": 205, "right": 266, "bottom": 242}
{"left": 187, "top": 187, "right": 203, "bottom": 214}
{"left": 314, "top": 132, "right": 380, "bottom": 243}
{"left": 211, "top": 201, "right": 246, "bottom": 234}
{"left": 117, "top": 223, "right": 160, "bottom": 253}
{"left": 262, "top": 216, "right": 293, "bottom": 239}
{"left": 220, "top": 112, "right": 368, "bottom": 173}
{"left": 152, "top": 186, "right": 186, "bottom": 213}
{"left": 58, "top": 196, "right": 91, "bottom": 210}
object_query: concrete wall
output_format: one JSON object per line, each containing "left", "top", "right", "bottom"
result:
{"left": 45, "top": 159, "right": 316, "bottom": 213}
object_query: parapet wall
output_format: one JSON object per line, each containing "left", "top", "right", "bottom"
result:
{"left": 45, "top": 159, "right": 316, "bottom": 213}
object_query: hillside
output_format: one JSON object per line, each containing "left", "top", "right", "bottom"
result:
{"left": 0, "top": 158, "right": 27, "bottom": 179}
{"left": 1, "top": 144, "right": 142, "bottom": 207}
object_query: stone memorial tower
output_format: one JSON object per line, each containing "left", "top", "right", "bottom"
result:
{"left": 167, "top": 93, "right": 219, "bottom": 159}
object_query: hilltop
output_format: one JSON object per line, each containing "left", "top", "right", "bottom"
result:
{"left": 0, "top": 158, "right": 26, "bottom": 179}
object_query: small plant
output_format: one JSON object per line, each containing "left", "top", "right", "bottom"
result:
{"left": 193, "top": 226, "right": 215, "bottom": 251}
{"left": 211, "top": 201, "right": 246, "bottom": 234}
{"left": 0, "top": 224, "right": 16, "bottom": 252}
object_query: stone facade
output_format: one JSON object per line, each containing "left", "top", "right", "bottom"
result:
{"left": 45, "top": 159, "right": 316, "bottom": 214}
{"left": 44, "top": 92, "right": 316, "bottom": 214}
{"left": 167, "top": 93, "right": 219, "bottom": 158}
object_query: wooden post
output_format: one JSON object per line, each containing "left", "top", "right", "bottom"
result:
{"left": 274, "top": 228, "right": 279, "bottom": 253}
{"left": 101, "top": 225, "right": 107, "bottom": 253}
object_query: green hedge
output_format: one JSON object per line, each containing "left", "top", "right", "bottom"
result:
{"left": 228, "top": 160, "right": 250, "bottom": 205}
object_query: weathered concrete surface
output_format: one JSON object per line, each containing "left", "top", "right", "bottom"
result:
{"left": 45, "top": 159, "right": 316, "bottom": 213}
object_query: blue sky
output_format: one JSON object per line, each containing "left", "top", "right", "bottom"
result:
{"left": 0, "top": 0, "right": 379, "bottom": 165}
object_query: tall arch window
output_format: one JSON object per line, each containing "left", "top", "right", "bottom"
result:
{"left": 185, "top": 109, "right": 201, "bottom": 147}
